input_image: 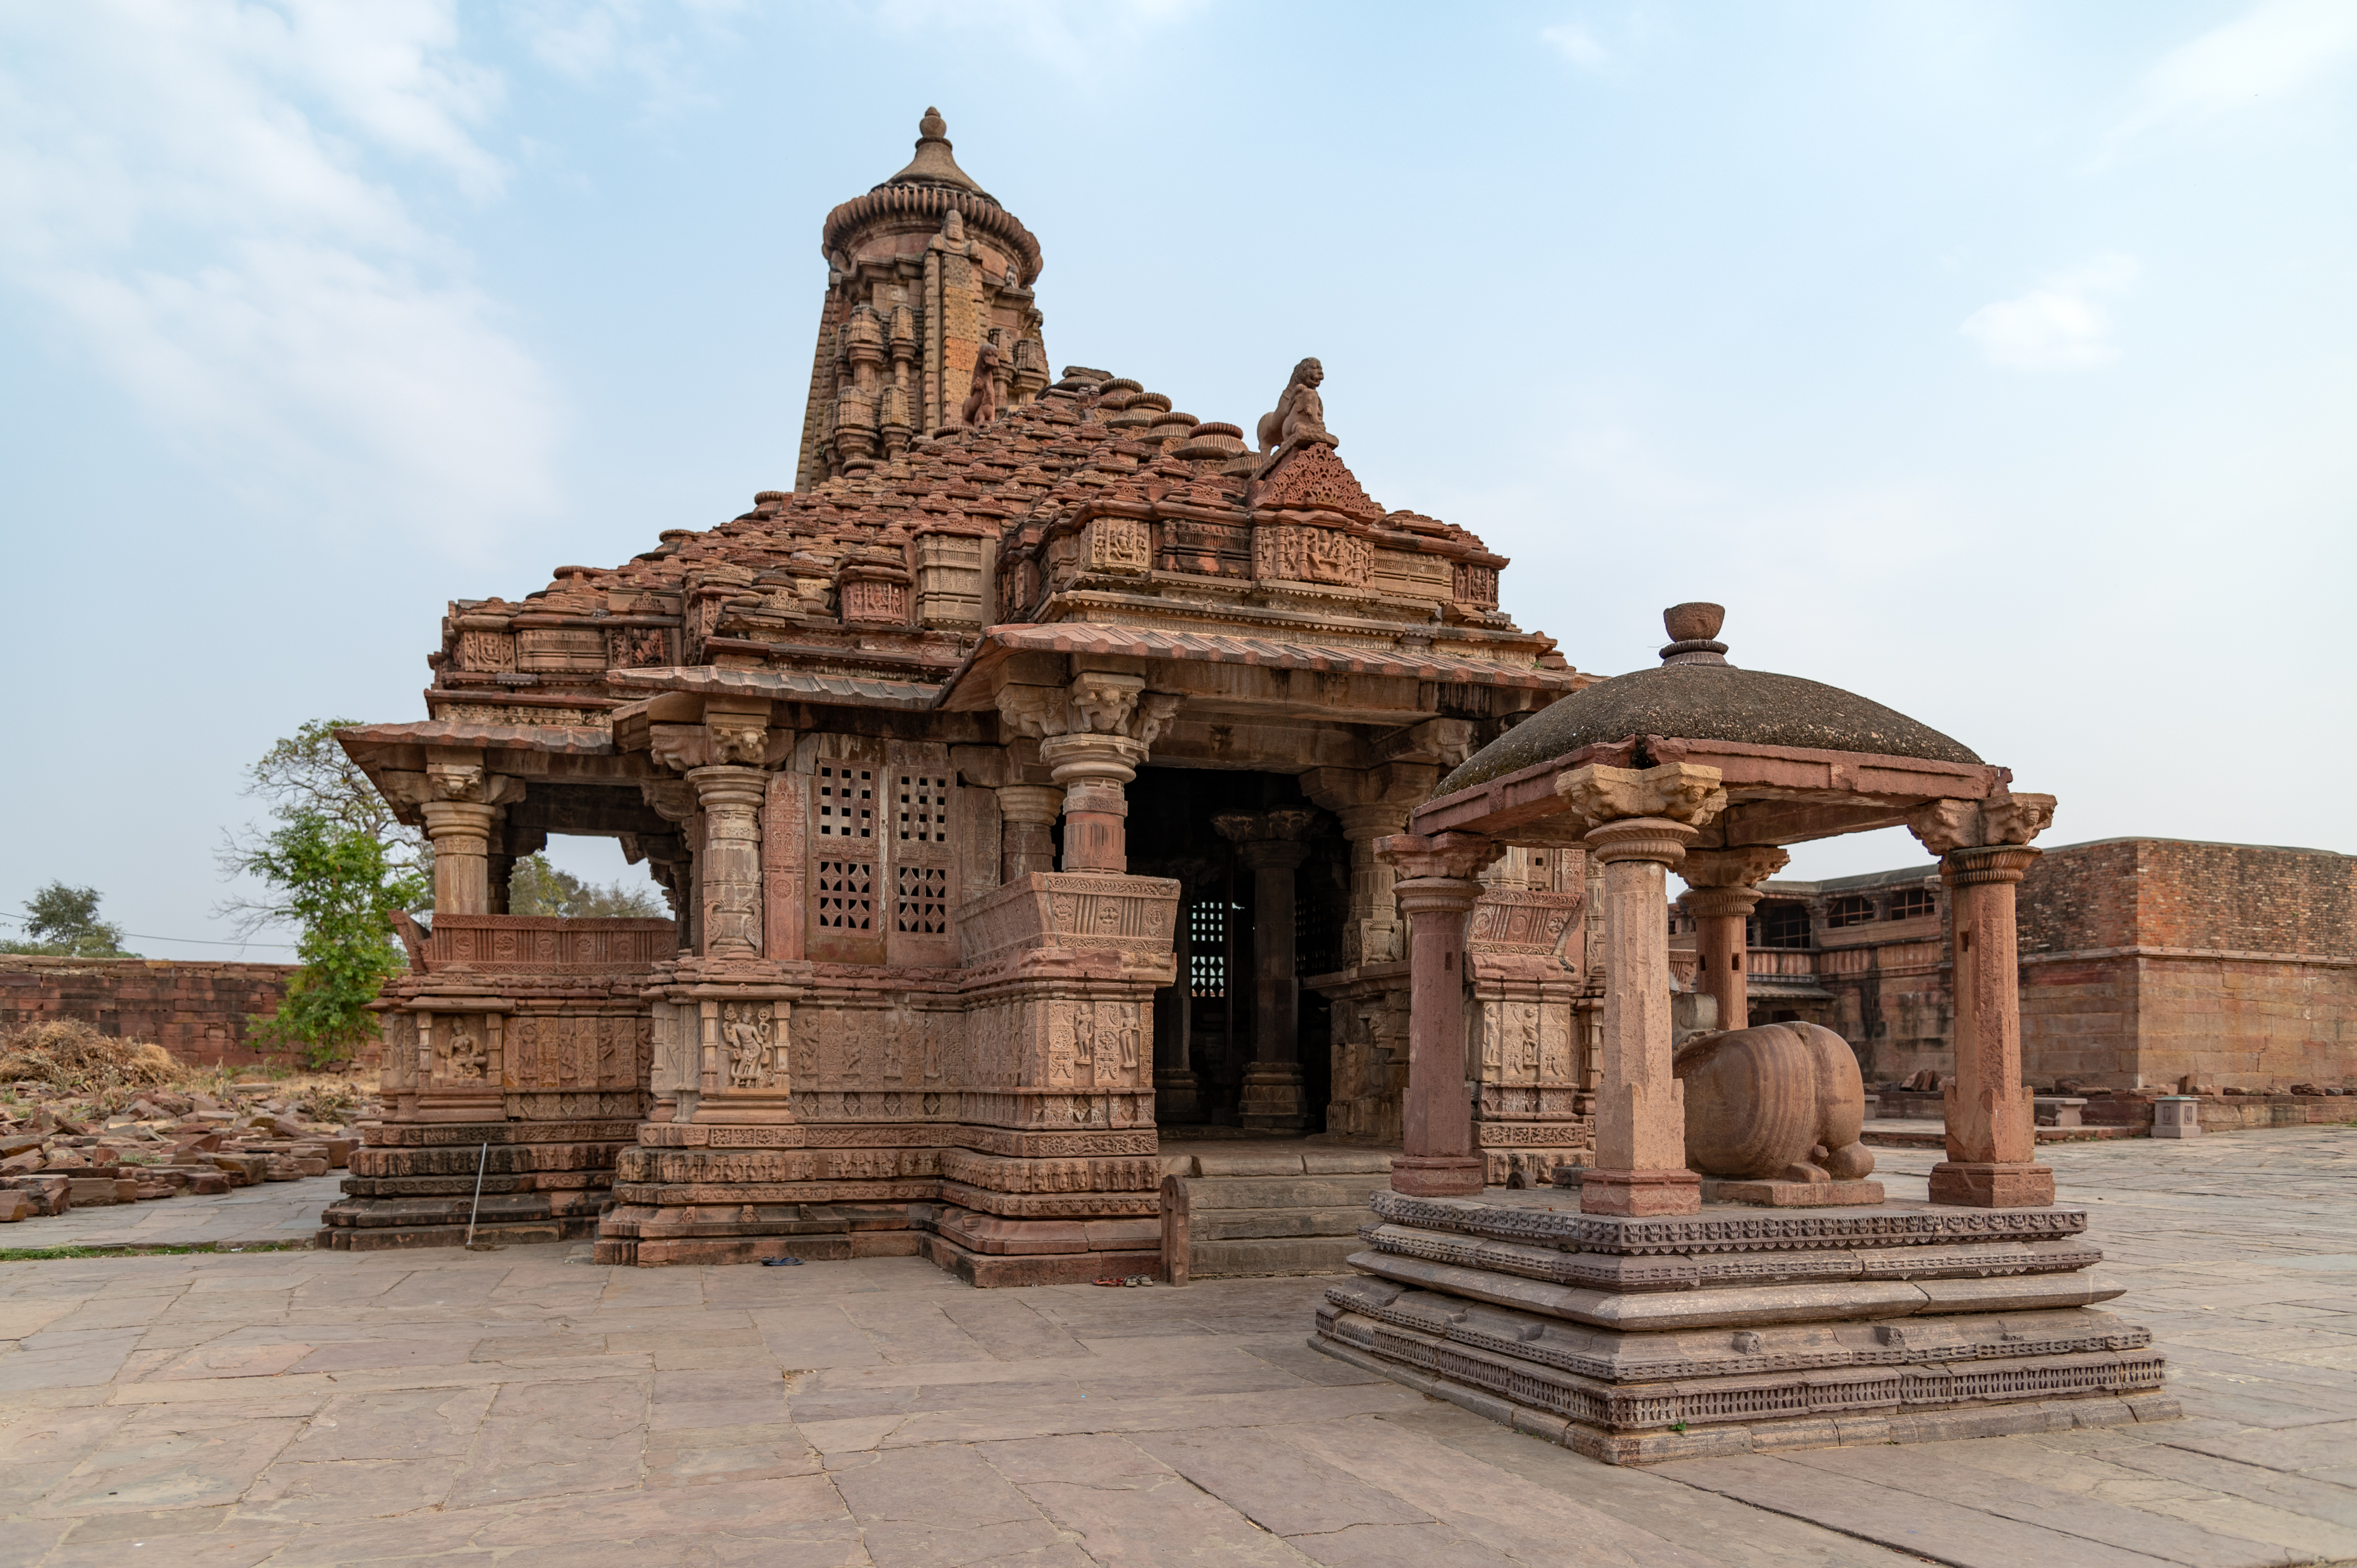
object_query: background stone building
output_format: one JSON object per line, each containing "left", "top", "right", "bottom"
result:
{"left": 1673, "top": 837, "right": 2357, "bottom": 1090}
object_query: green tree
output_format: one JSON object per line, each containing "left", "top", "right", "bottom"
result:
{"left": 220, "top": 719, "right": 429, "bottom": 1067}
{"left": 238, "top": 814, "right": 429, "bottom": 1068}
{"left": 0, "top": 882, "right": 136, "bottom": 957}
{"left": 508, "top": 854, "right": 666, "bottom": 919}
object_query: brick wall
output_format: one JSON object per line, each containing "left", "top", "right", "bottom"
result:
{"left": 2020, "top": 839, "right": 2357, "bottom": 960}
{"left": 0, "top": 957, "right": 300, "bottom": 1068}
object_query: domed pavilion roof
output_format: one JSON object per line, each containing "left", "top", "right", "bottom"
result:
{"left": 1436, "top": 603, "right": 1979, "bottom": 796}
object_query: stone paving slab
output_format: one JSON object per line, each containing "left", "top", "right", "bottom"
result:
{"left": 0, "top": 1174, "right": 343, "bottom": 1252}
{"left": 3, "top": 1131, "right": 2357, "bottom": 1565}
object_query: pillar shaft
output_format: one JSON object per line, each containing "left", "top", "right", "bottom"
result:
{"left": 1039, "top": 734, "right": 1144, "bottom": 874}
{"left": 995, "top": 784, "right": 1064, "bottom": 881}
{"left": 1683, "top": 886, "right": 1759, "bottom": 1034}
{"left": 1335, "top": 803, "right": 1410, "bottom": 967}
{"left": 1378, "top": 832, "right": 1503, "bottom": 1196}
{"left": 420, "top": 801, "right": 498, "bottom": 916}
{"left": 687, "top": 765, "right": 768, "bottom": 959}
{"left": 1931, "top": 845, "right": 2054, "bottom": 1206}
{"left": 1582, "top": 817, "right": 1702, "bottom": 1216}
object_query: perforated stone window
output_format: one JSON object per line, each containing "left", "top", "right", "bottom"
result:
{"left": 1189, "top": 899, "right": 1228, "bottom": 999}
{"left": 815, "top": 765, "right": 874, "bottom": 839}
{"left": 895, "top": 865, "right": 948, "bottom": 934}
{"left": 814, "top": 859, "right": 874, "bottom": 930}
{"left": 896, "top": 774, "right": 949, "bottom": 843}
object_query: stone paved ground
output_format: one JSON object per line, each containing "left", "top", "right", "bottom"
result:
{"left": 4, "top": 1130, "right": 2357, "bottom": 1568}
{"left": 2, "top": 1175, "right": 344, "bottom": 1253}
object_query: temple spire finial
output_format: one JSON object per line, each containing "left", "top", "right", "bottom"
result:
{"left": 885, "top": 105, "right": 984, "bottom": 195}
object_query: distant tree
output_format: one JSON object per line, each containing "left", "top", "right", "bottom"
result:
{"left": 0, "top": 882, "right": 137, "bottom": 957}
{"left": 508, "top": 854, "right": 667, "bottom": 920}
{"left": 220, "top": 720, "right": 429, "bottom": 1067}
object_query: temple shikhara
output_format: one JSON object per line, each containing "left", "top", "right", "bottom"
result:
{"left": 329, "top": 112, "right": 2174, "bottom": 1460}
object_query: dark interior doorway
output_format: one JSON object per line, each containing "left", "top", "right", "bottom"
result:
{"left": 1127, "top": 767, "right": 1346, "bottom": 1130}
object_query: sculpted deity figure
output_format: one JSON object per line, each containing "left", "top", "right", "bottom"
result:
{"left": 1255, "top": 357, "right": 1333, "bottom": 454}
{"left": 723, "top": 1004, "right": 769, "bottom": 1090}
{"left": 440, "top": 1023, "right": 486, "bottom": 1082}
{"left": 961, "top": 341, "right": 1001, "bottom": 427}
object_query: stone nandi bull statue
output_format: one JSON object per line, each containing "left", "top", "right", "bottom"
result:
{"left": 1674, "top": 1021, "right": 1878, "bottom": 1186}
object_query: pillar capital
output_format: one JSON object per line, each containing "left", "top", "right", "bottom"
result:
{"left": 1582, "top": 817, "right": 1699, "bottom": 867}
{"left": 1906, "top": 790, "right": 2057, "bottom": 856}
{"left": 1037, "top": 731, "right": 1146, "bottom": 785}
{"left": 1554, "top": 762, "right": 1725, "bottom": 835}
{"left": 1681, "top": 884, "right": 1763, "bottom": 920}
{"left": 1941, "top": 843, "right": 2041, "bottom": 886}
{"left": 1376, "top": 831, "right": 1504, "bottom": 884}
{"left": 684, "top": 763, "right": 770, "bottom": 808}
{"left": 420, "top": 799, "right": 504, "bottom": 916}
{"left": 1680, "top": 844, "right": 1789, "bottom": 889}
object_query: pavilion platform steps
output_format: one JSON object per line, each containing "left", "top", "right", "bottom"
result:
{"left": 1156, "top": 1141, "right": 1396, "bottom": 1282}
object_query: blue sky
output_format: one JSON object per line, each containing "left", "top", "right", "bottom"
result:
{"left": 2, "top": 0, "right": 2352, "bottom": 954}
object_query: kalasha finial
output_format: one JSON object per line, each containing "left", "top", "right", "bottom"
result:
{"left": 919, "top": 107, "right": 947, "bottom": 141}
{"left": 1661, "top": 602, "right": 1730, "bottom": 666}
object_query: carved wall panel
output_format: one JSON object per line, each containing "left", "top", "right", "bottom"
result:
{"left": 504, "top": 1011, "right": 649, "bottom": 1094}
{"left": 956, "top": 873, "right": 1180, "bottom": 971}
{"left": 840, "top": 575, "right": 911, "bottom": 627}
{"left": 763, "top": 771, "right": 808, "bottom": 961}
{"left": 606, "top": 627, "right": 669, "bottom": 668}
{"left": 1371, "top": 549, "right": 1453, "bottom": 604}
{"left": 517, "top": 627, "right": 607, "bottom": 673}
{"left": 1453, "top": 561, "right": 1501, "bottom": 610}
{"left": 1157, "top": 517, "right": 1251, "bottom": 579}
{"left": 1084, "top": 516, "right": 1152, "bottom": 575}
{"left": 717, "top": 1001, "right": 790, "bottom": 1093}
{"left": 425, "top": 916, "right": 677, "bottom": 973}
{"left": 381, "top": 1011, "right": 419, "bottom": 1095}
{"left": 914, "top": 534, "right": 986, "bottom": 628}
{"left": 1254, "top": 524, "right": 1372, "bottom": 587}
{"left": 1466, "top": 890, "right": 1583, "bottom": 957}
{"left": 457, "top": 630, "right": 516, "bottom": 673}
{"left": 956, "top": 780, "right": 1002, "bottom": 897}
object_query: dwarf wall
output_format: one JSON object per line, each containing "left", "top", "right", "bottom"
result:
{"left": 0, "top": 956, "right": 298, "bottom": 1067}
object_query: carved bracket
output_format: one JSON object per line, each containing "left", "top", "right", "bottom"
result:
{"left": 1907, "top": 790, "right": 2057, "bottom": 855}
{"left": 1552, "top": 762, "right": 1726, "bottom": 833}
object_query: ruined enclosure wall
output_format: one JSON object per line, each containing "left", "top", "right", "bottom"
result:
{"left": 0, "top": 956, "right": 298, "bottom": 1067}
{"left": 2019, "top": 839, "right": 2357, "bottom": 960}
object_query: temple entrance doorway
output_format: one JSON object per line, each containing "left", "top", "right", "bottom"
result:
{"left": 1126, "top": 767, "right": 1348, "bottom": 1132}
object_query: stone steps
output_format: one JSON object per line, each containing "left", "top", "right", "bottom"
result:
{"left": 1158, "top": 1145, "right": 1395, "bottom": 1282}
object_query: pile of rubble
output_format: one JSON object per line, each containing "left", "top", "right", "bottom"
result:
{"left": 0, "top": 1021, "right": 377, "bottom": 1225}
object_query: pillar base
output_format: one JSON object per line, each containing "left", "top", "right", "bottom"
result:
{"left": 1153, "top": 1069, "right": 1203, "bottom": 1124}
{"left": 1580, "top": 1167, "right": 1702, "bottom": 1216}
{"left": 1390, "top": 1154, "right": 1484, "bottom": 1197}
{"left": 1928, "top": 1161, "right": 2056, "bottom": 1208}
{"left": 1239, "top": 1064, "right": 1310, "bottom": 1130}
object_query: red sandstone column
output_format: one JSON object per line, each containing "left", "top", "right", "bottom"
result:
{"left": 1380, "top": 832, "right": 1505, "bottom": 1196}
{"left": 995, "top": 784, "right": 1065, "bottom": 880}
{"left": 1039, "top": 735, "right": 1144, "bottom": 874}
{"left": 1582, "top": 817, "right": 1703, "bottom": 1216}
{"left": 687, "top": 765, "right": 767, "bottom": 960}
{"left": 420, "top": 802, "right": 498, "bottom": 915}
{"left": 1679, "top": 846, "right": 1789, "bottom": 1036}
{"left": 1931, "top": 844, "right": 2054, "bottom": 1206}
{"left": 1216, "top": 809, "right": 1318, "bottom": 1131}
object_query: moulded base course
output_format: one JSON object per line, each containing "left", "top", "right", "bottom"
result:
{"left": 1311, "top": 1332, "right": 2178, "bottom": 1464}
{"left": 920, "top": 1230, "right": 1163, "bottom": 1287}
{"left": 321, "top": 1220, "right": 572, "bottom": 1251}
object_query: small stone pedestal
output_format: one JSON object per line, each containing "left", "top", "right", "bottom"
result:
{"left": 1313, "top": 1186, "right": 2175, "bottom": 1464}
{"left": 2151, "top": 1097, "right": 2203, "bottom": 1138}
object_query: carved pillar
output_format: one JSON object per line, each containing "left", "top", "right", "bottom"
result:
{"left": 421, "top": 802, "right": 499, "bottom": 916}
{"left": 1933, "top": 845, "right": 2051, "bottom": 1205}
{"left": 1041, "top": 735, "right": 1146, "bottom": 874}
{"left": 641, "top": 780, "right": 699, "bottom": 954}
{"left": 996, "top": 784, "right": 1066, "bottom": 880}
{"left": 687, "top": 765, "right": 767, "bottom": 960}
{"left": 1378, "top": 831, "right": 1504, "bottom": 1195}
{"left": 1909, "top": 791, "right": 2058, "bottom": 1208}
{"left": 1583, "top": 817, "right": 1702, "bottom": 1216}
{"left": 1215, "top": 809, "right": 1317, "bottom": 1129}
{"left": 1680, "top": 846, "right": 1790, "bottom": 1036}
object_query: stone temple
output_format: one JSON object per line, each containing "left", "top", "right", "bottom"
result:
{"left": 325, "top": 111, "right": 2174, "bottom": 1461}
{"left": 329, "top": 110, "right": 1591, "bottom": 1279}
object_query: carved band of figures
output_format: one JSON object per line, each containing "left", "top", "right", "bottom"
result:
{"left": 1252, "top": 523, "right": 1372, "bottom": 587}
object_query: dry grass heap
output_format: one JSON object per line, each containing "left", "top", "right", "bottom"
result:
{"left": 0, "top": 1019, "right": 178, "bottom": 1093}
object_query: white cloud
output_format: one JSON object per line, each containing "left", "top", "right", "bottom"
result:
{"left": 2110, "top": 0, "right": 2357, "bottom": 148}
{"left": 0, "top": 0, "right": 558, "bottom": 554}
{"left": 508, "top": 0, "right": 745, "bottom": 113}
{"left": 1541, "top": 23, "right": 1611, "bottom": 70}
{"left": 1960, "top": 256, "right": 2140, "bottom": 373}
